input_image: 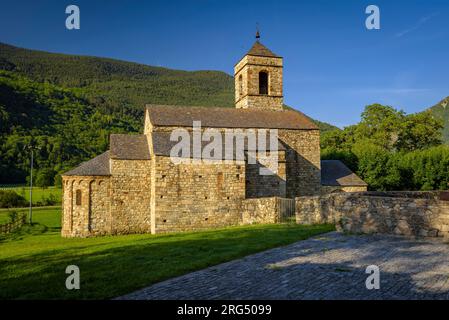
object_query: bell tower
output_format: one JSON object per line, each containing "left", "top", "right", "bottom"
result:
{"left": 234, "top": 32, "right": 283, "bottom": 111}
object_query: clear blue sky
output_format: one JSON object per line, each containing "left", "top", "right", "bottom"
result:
{"left": 1, "top": 0, "right": 448, "bottom": 127}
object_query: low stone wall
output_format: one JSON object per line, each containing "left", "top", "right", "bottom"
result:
{"left": 296, "top": 192, "right": 449, "bottom": 238}
{"left": 242, "top": 197, "right": 295, "bottom": 224}
{"left": 242, "top": 198, "right": 279, "bottom": 224}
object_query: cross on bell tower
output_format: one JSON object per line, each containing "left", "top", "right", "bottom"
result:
{"left": 255, "top": 24, "right": 260, "bottom": 40}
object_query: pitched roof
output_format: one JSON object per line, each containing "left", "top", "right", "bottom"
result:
{"left": 110, "top": 134, "right": 151, "bottom": 160}
{"left": 247, "top": 41, "right": 280, "bottom": 58}
{"left": 321, "top": 160, "right": 367, "bottom": 187}
{"left": 152, "top": 131, "right": 285, "bottom": 159}
{"left": 63, "top": 151, "right": 111, "bottom": 176}
{"left": 146, "top": 105, "right": 318, "bottom": 130}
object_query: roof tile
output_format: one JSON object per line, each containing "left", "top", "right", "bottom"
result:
{"left": 321, "top": 160, "right": 367, "bottom": 187}
{"left": 247, "top": 41, "right": 280, "bottom": 57}
{"left": 146, "top": 105, "right": 318, "bottom": 130}
{"left": 110, "top": 134, "right": 151, "bottom": 160}
{"left": 63, "top": 151, "right": 111, "bottom": 176}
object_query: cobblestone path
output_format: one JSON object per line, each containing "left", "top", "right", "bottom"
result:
{"left": 118, "top": 232, "right": 449, "bottom": 300}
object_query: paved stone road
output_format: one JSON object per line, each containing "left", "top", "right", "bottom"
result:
{"left": 118, "top": 232, "right": 449, "bottom": 300}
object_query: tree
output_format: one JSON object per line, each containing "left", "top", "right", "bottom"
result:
{"left": 34, "top": 168, "right": 56, "bottom": 188}
{"left": 356, "top": 104, "right": 404, "bottom": 151}
{"left": 396, "top": 111, "right": 443, "bottom": 152}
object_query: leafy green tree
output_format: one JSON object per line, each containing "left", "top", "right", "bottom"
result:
{"left": 321, "top": 104, "right": 446, "bottom": 191}
{"left": 355, "top": 104, "right": 404, "bottom": 151}
{"left": 34, "top": 168, "right": 56, "bottom": 188}
{"left": 396, "top": 111, "right": 443, "bottom": 152}
{"left": 352, "top": 142, "right": 402, "bottom": 191}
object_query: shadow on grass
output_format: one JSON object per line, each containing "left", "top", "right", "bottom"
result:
{"left": 0, "top": 223, "right": 334, "bottom": 300}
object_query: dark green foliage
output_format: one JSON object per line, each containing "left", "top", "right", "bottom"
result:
{"left": 401, "top": 146, "right": 449, "bottom": 190}
{"left": 0, "top": 190, "right": 27, "bottom": 208}
{"left": 312, "top": 119, "right": 340, "bottom": 134}
{"left": 0, "top": 42, "right": 235, "bottom": 112}
{"left": 0, "top": 70, "right": 133, "bottom": 183}
{"left": 34, "top": 168, "right": 56, "bottom": 188}
{"left": 322, "top": 103, "right": 448, "bottom": 191}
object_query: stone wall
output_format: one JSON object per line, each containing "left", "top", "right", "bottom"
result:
{"left": 245, "top": 151, "right": 286, "bottom": 198}
{"left": 296, "top": 192, "right": 449, "bottom": 238}
{"left": 151, "top": 126, "right": 321, "bottom": 198}
{"left": 89, "top": 179, "right": 111, "bottom": 235}
{"left": 242, "top": 197, "right": 296, "bottom": 225}
{"left": 278, "top": 129, "right": 321, "bottom": 197}
{"left": 153, "top": 156, "right": 246, "bottom": 233}
{"left": 234, "top": 54, "right": 283, "bottom": 110}
{"left": 61, "top": 176, "right": 111, "bottom": 237}
{"left": 110, "top": 159, "right": 152, "bottom": 235}
{"left": 242, "top": 197, "right": 279, "bottom": 224}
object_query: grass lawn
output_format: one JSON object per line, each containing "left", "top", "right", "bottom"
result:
{"left": 0, "top": 186, "right": 62, "bottom": 206}
{"left": 0, "top": 207, "right": 334, "bottom": 300}
{"left": 0, "top": 206, "right": 57, "bottom": 224}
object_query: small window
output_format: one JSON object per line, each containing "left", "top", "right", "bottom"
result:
{"left": 259, "top": 71, "right": 268, "bottom": 95}
{"left": 238, "top": 75, "right": 243, "bottom": 97}
{"left": 75, "top": 190, "right": 82, "bottom": 206}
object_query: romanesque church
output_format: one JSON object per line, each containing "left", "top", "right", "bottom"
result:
{"left": 61, "top": 38, "right": 366, "bottom": 237}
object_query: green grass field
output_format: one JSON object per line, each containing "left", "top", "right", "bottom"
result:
{"left": 0, "top": 207, "right": 334, "bottom": 300}
{"left": 0, "top": 186, "right": 62, "bottom": 207}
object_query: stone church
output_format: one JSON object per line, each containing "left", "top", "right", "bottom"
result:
{"left": 61, "top": 38, "right": 366, "bottom": 237}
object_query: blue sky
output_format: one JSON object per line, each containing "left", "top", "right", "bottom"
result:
{"left": 1, "top": 0, "right": 448, "bottom": 127}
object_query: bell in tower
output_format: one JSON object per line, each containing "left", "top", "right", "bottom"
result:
{"left": 234, "top": 31, "right": 284, "bottom": 111}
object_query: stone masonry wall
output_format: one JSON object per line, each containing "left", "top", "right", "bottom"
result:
{"left": 242, "top": 197, "right": 295, "bottom": 225}
{"left": 110, "top": 159, "right": 152, "bottom": 235}
{"left": 278, "top": 129, "right": 321, "bottom": 197}
{"left": 151, "top": 126, "right": 321, "bottom": 198}
{"left": 89, "top": 179, "right": 111, "bottom": 235}
{"left": 61, "top": 176, "right": 111, "bottom": 237}
{"left": 234, "top": 55, "right": 283, "bottom": 110}
{"left": 153, "top": 156, "right": 246, "bottom": 233}
{"left": 245, "top": 151, "right": 286, "bottom": 198}
{"left": 296, "top": 192, "right": 449, "bottom": 238}
{"left": 242, "top": 197, "right": 279, "bottom": 224}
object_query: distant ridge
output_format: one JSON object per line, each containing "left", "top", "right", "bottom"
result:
{"left": 427, "top": 97, "right": 449, "bottom": 143}
{"left": 0, "top": 42, "right": 336, "bottom": 132}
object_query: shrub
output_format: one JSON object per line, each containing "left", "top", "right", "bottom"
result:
{"left": 7, "top": 210, "right": 18, "bottom": 222}
{"left": 37, "top": 193, "right": 58, "bottom": 206}
{"left": 0, "top": 190, "right": 27, "bottom": 208}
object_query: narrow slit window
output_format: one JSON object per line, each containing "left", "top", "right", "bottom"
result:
{"left": 259, "top": 71, "right": 268, "bottom": 95}
{"left": 238, "top": 74, "right": 243, "bottom": 97}
{"left": 75, "top": 189, "right": 82, "bottom": 206}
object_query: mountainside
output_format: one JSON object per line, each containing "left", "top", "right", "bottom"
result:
{"left": 0, "top": 42, "right": 337, "bottom": 183}
{"left": 427, "top": 97, "right": 449, "bottom": 143}
{"left": 0, "top": 42, "right": 336, "bottom": 132}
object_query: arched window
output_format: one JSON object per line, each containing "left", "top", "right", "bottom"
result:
{"left": 75, "top": 189, "right": 82, "bottom": 206}
{"left": 238, "top": 75, "right": 243, "bottom": 97}
{"left": 259, "top": 71, "right": 268, "bottom": 95}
